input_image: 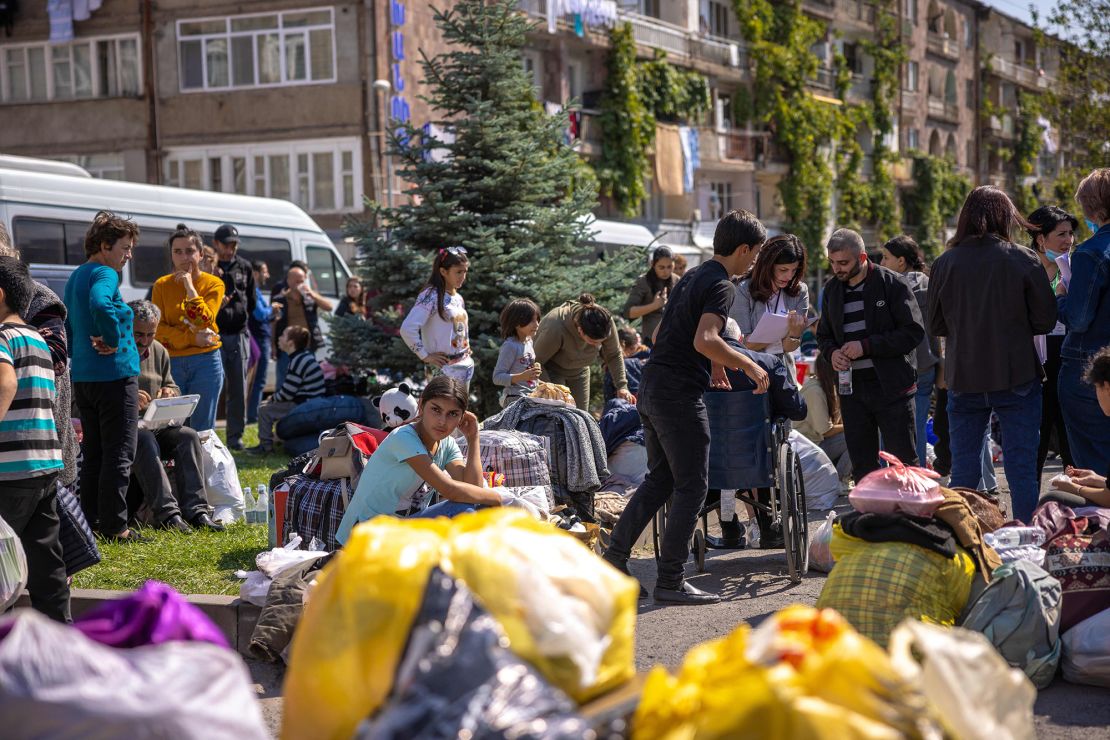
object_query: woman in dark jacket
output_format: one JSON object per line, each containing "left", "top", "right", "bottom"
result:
{"left": 1026, "top": 205, "right": 1077, "bottom": 480}
{"left": 622, "top": 246, "right": 676, "bottom": 347}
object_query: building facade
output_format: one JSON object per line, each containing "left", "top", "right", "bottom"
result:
{"left": 0, "top": 0, "right": 1076, "bottom": 253}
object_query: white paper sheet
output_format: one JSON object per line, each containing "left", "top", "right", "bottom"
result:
{"left": 1056, "top": 252, "right": 1071, "bottom": 288}
{"left": 745, "top": 311, "right": 790, "bottom": 345}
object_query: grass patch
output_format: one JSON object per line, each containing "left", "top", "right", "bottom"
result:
{"left": 73, "top": 522, "right": 268, "bottom": 596}
{"left": 73, "top": 423, "right": 299, "bottom": 596}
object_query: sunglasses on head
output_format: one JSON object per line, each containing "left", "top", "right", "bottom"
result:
{"left": 439, "top": 246, "right": 467, "bottom": 257}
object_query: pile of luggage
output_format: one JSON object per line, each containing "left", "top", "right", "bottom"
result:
{"left": 811, "top": 453, "right": 1110, "bottom": 690}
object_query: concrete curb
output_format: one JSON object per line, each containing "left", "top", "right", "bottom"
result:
{"left": 15, "top": 589, "right": 262, "bottom": 655}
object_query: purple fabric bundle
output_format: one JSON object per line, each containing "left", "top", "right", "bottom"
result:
{"left": 73, "top": 580, "right": 229, "bottom": 649}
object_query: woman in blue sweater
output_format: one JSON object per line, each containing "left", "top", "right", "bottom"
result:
{"left": 64, "top": 211, "right": 144, "bottom": 543}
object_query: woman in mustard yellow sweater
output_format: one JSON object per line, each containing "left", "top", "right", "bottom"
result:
{"left": 151, "top": 224, "right": 225, "bottom": 432}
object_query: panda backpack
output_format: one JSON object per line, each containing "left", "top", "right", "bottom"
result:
{"left": 375, "top": 383, "right": 419, "bottom": 429}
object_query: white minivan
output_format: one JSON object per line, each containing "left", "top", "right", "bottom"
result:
{"left": 0, "top": 160, "right": 353, "bottom": 310}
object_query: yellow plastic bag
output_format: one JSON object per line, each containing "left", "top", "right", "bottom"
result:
{"left": 446, "top": 510, "right": 638, "bottom": 702}
{"left": 282, "top": 508, "right": 638, "bottom": 740}
{"left": 282, "top": 515, "right": 448, "bottom": 740}
{"left": 633, "top": 606, "right": 937, "bottom": 740}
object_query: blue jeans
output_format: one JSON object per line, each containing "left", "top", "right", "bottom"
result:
{"left": 247, "top": 334, "right": 270, "bottom": 423}
{"left": 1059, "top": 357, "right": 1110, "bottom": 472}
{"left": 409, "top": 501, "right": 477, "bottom": 519}
{"left": 171, "top": 350, "right": 225, "bottom": 433}
{"left": 913, "top": 367, "right": 936, "bottom": 468}
{"left": 948, "top": 381, "right": 1041, "bottom": 523}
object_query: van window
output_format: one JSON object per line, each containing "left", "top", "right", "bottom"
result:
{"left": 235, "top": 237, "right": 292, "bottom": 292}
{"left": 13, "top": 217, "right": 91, "bottom": 265}
{"left": 305, "top": 245, "right": 347, "bottom": 298}
{"left": 130, "top": 229, "right": 175, "bottom": 287}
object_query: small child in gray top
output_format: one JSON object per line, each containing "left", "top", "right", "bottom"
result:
{"left": 494, "top": 299, "right": 542, "bottom": 407}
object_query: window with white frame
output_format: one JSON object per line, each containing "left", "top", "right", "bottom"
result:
{"left": 906, "top": 61, "right": 919, "bottom": 92}
{"left": 0, "top": 34, "right": 140, "bottom": 104}
{"left": 710, "top": 181, "right": 733, "bottom": 219}
{"left": 164, "top": 138, "right": 361, "bottom": 214}
{"left": 566, "top": 60, "right": 583, "bottom": 103}
{"left": 53, "top": 153, "right": 127, "bottom": 180}
{"left": 705, "top": 1, "right": 730, "bottom": 37}
{"left": 907, "top": 127, "right": 920, "bottom": 150}
{"left": 177, "top": 7, "right": 336, "bottom": 92}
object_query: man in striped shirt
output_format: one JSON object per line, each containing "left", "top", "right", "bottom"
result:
{"left": 0, "top": 256, "right": 69, "bottom": 622}
{"left": 816, "top": 229, "right": 924, "bottom": 483}
{"left": 249, "top": 325, "right": 326, "bottom": 454}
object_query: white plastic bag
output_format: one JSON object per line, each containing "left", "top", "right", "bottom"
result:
{"left": 1061, "top": 609, "right": 1110, "bottom": 688}
{"left": 255, "top": 536, "right": 327, "bottom": 579}
{"left": 808, "top": 511, "right": 837, "bottom": 573}
{"left": 198, "top": 431, "right": 245, "bottom": 523}
{"left": 0, "top": 610, "right": 269, "bottom": 739}
{"left": 236, "top": 570, "right": 272, "bottom": 607}
{"left": 0, "top": 515, "right": 27, "bottom": 612}
{"left": 788, "top": 430, "right": 841, "bottom": 511}
{"left": 888, "top": 620, "right": 1036, "bottom": 740}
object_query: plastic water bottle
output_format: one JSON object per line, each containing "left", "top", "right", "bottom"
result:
{"left": 838, "top": 369, "right": 853, "bottom": 396}
{"left": 985, "top": 527, "right": 1045, "bottom": 549}
{"left": 243, "top": 486, "right": 255, "bottom": 524}
{"left": 257, "top": 484, "right": 275, "bottom": 546}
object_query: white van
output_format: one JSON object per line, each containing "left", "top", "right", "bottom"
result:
{"left": 0, "top": 163, "right": 353, "bottom": 309}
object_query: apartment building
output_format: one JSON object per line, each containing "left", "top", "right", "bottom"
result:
{"left": 0, "top": 0, "right": 372, "bottom": 236}
{"left": 978, "top": 7, "right": 1060, "bottom": 191}
{"left": 899, "top": 0, "right": 980, "bottom": 176}
{"left": 0, "top": 0, "right": 1074, "bottom": 250}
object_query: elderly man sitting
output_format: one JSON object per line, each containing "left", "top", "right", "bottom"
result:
{"left": 129, "top": 300, "right": 224, "bottom": 532}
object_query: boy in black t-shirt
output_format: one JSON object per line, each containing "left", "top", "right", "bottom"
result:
{"left": 604, "top": 211, "right": 770, "bottom": 605}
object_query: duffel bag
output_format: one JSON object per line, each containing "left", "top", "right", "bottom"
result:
{"left": 1044, "top": 533, "right": 1110, "bottom": 633}
{"left": 456, "top": 429, "right": 552, "bottom": 489}
{"left": 281, "top": 474, "right": 351, "bottom": 552}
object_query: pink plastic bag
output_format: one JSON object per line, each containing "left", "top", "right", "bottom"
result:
{"left": 849, "top": 452, "right": 943, "bottom": 517}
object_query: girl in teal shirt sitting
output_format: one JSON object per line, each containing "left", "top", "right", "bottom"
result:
{"left": 336, "top": 376, "right": 507, "bottom": 544}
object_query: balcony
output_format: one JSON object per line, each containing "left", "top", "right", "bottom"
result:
{"left": 802, "top": 0, "right": 836, "bottom": 20}
{"left": 836, "top": 0, "right": 877, "bottom": 27}
{"left": 625, "top": 13, "right": 744, "bottom": 69}
{"left": 988, "top": 56, "right": 1051, "bottom": 89}
{"left": 808, "top": 66, "right": 836, "bottom": 93}
{"left": 517, "top": 0, "right": 546, "bottom": 19}
{"left": 847, "top": 74, "right": 871, "bottom": 101}
{"left": 926, "top": 97, "right": 960, "bottom": 123}
{"left": 986, "top": 113, "right": 1016, "bottom": 140}
{"left": 926, "top": 33, "right": 960, "bottom": 61}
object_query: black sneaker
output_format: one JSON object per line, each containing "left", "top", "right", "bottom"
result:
{"left": 244, "top": 444, "right": 273, "bottom": 455}
{"left": 228, "top": 440, "right": 245, "bottom": 451}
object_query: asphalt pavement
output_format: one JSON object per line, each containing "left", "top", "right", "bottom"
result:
{"left": 248, "top": 461, "right": 1110, "bottom": 739}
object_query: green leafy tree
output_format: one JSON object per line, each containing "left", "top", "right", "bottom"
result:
{"left": 902, "top": 152, "right": 972, "bottom": 258}
{"left": 597, "top": 23, "right": 652, "bottom": 217}
{"left": 330, "top": 0, "right": 639, "bottom": 416}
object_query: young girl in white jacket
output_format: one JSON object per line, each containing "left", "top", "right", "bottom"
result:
{"left": 400, "top": 246, "right": 474, "bottom": 388}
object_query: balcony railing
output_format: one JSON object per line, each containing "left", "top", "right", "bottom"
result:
{"left": 901, "top": 89, "right": 919, "bottom": 110}
{"left": 626, "top": 13, "right": 743, "bottom": 68}
{"left": 926, "top": 97, "right": 960, "bottom": 123}
{"left": 926, "top": 33, "right": 960, "bottom": 60}
{"left": 989, "top": 56, "right": 1051, "bottom": 89}
{"left": 808, "top": 66, "right": 836, "bottom": 92}
{"left": 847, "top": 74, "right": 871, "bottom": 100}
{"left": 802, "top": 0, "right": 836, "bottom": 19}
{"left": 518, "top": 0, "right": 546, "bottom": 18}
{"left": 627, "top": 13, "right": 690, "bottom": 58}
{"left": 836, "top": 0, "right": 877, "bottom": 25}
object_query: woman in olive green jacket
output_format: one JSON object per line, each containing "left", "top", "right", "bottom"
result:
{"left": 534, "top": 293, "right": 633, "bottom": 410}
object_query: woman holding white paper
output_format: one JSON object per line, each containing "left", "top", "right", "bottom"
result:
{"left": 729, "top": 234, "right": 809, "bottom": 385}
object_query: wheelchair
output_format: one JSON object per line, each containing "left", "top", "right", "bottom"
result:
{"left": 651, "top": 389, "right": 809, "bottom": 584}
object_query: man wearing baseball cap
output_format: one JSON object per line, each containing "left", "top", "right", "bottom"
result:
{"left": 214, "top": 224, "right": 256, "bottom": 451}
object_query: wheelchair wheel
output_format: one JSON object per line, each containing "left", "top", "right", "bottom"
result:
{"left": 652, "top": 501, "right": 668, "bottom": 563}
{"left": 693, "top": 528, "right": 706, "bottom": 573}
{"left": 778, "top": 445, "right": 810, "bottom": 584}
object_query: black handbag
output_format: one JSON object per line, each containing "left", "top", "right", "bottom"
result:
{"left": 55, "top": 479, "right": 101, "bottom": 576}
